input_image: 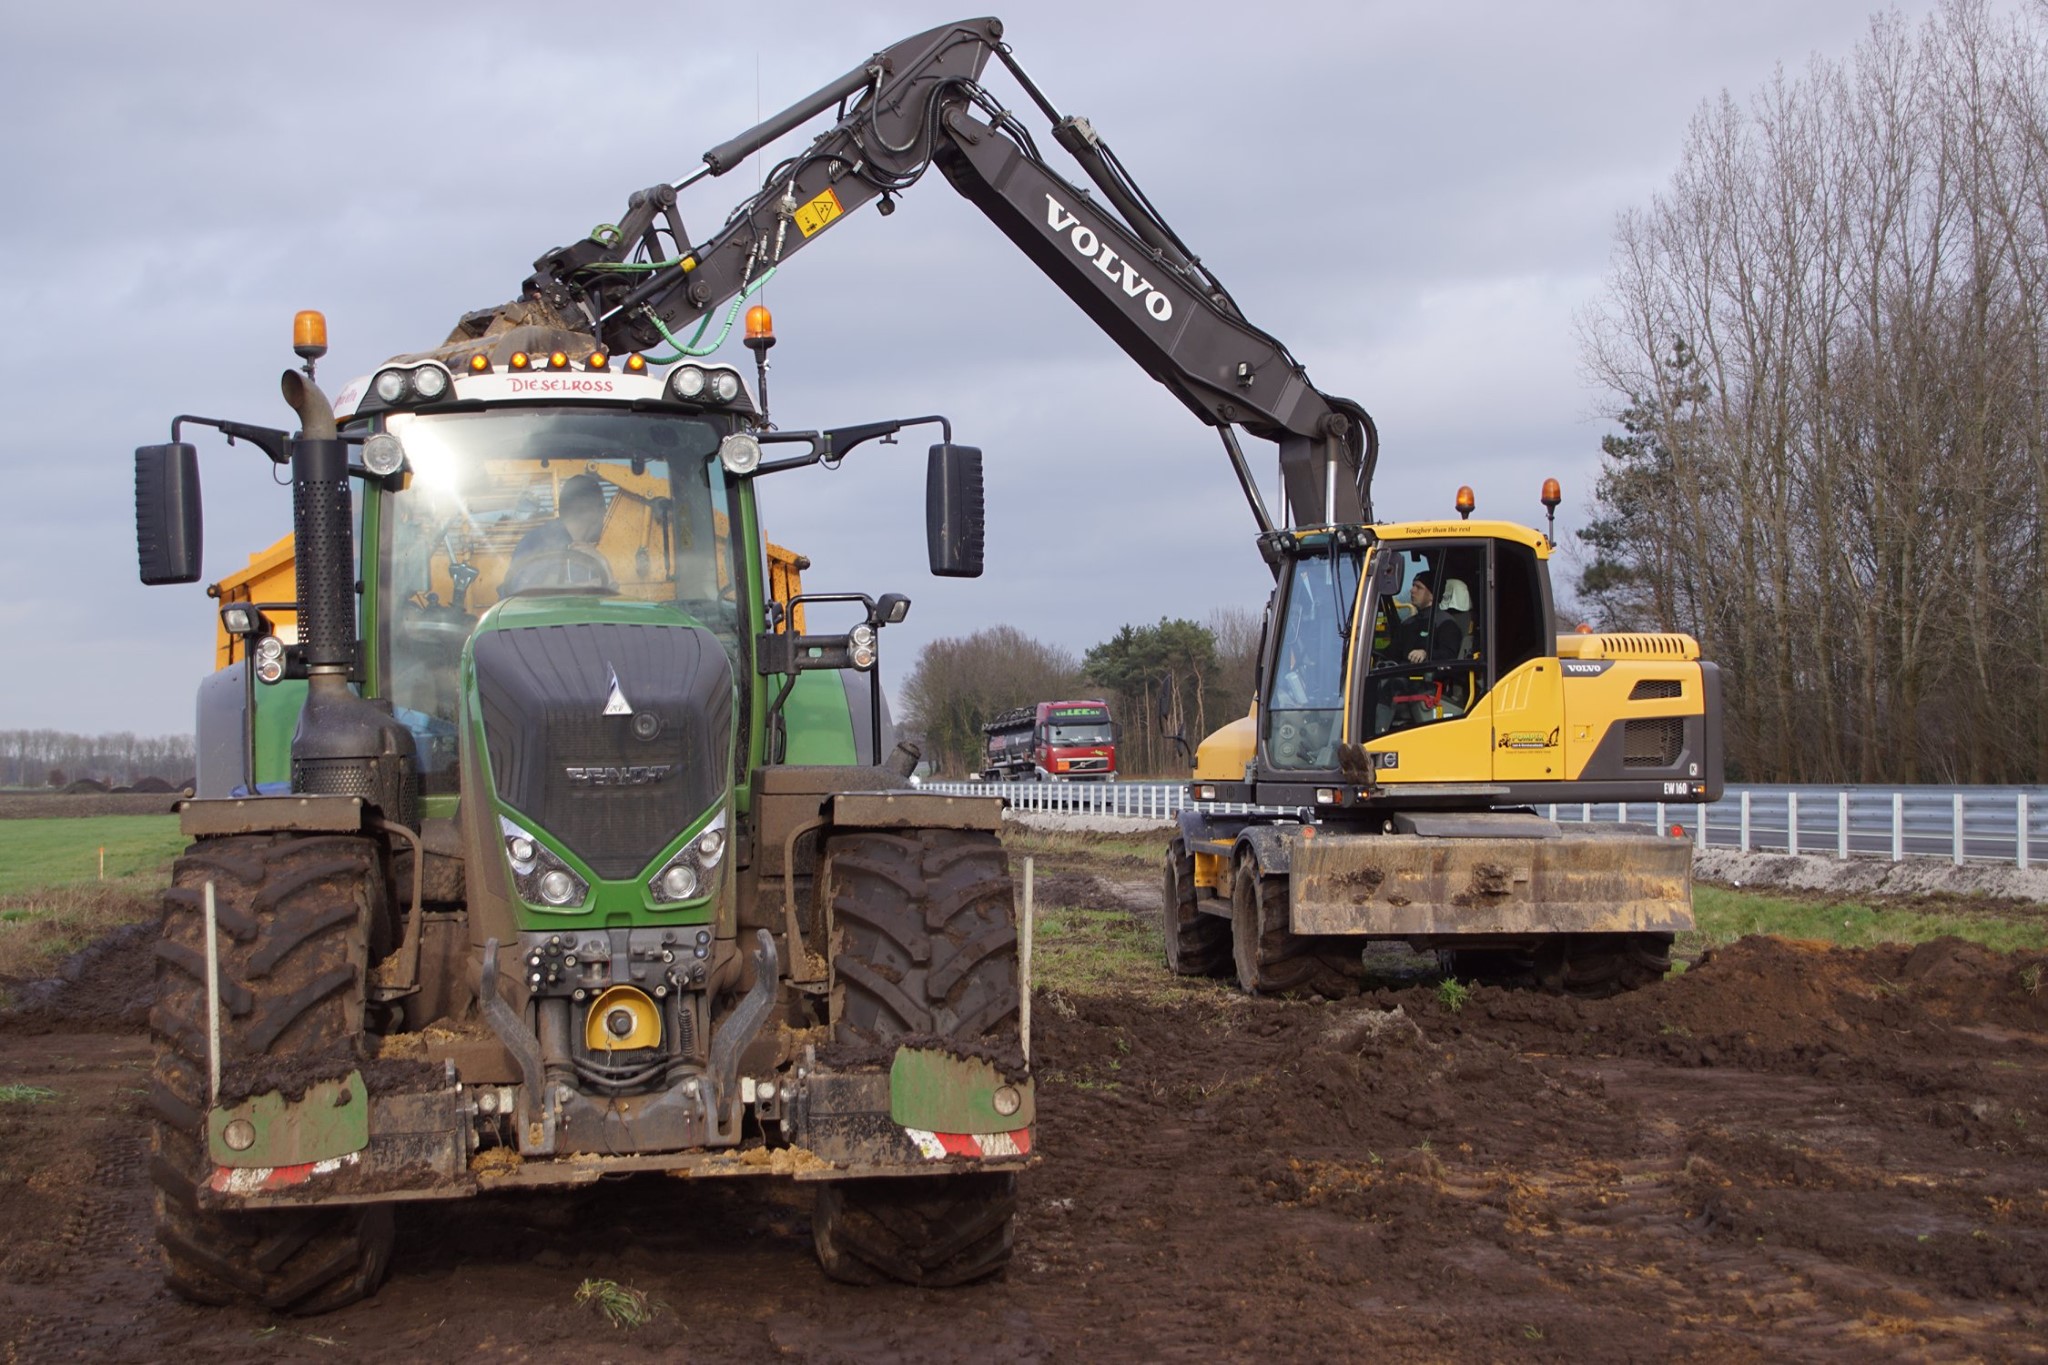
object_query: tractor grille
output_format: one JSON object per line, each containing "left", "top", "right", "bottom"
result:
{"left": 474, "top": 622, "right": 732, "bottom": 880}
{"left": 1622, "top": 717, "right": 1685, "bottom": 768}
{"left": 1629, "top": 679, "right": 1683, "bottom": 700}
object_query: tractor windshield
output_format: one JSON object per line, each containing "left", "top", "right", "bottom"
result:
{"left": 375, "top": 407, "right": 739, "bottom": 789}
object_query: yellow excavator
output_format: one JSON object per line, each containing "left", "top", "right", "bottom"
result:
{"left": 476, "top": 16, "right": 1722, "bottom": 998}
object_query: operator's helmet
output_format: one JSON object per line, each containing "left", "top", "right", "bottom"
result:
{"left": 1440, "top": 578, "right": 1472, "bottom": 612}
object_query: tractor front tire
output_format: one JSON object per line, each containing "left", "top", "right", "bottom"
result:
{"left": 815, "top": 829, "right": 1021, "bottom": 1286}
{"left": 147, "top": 833, "right": 395, "bottom": 1315}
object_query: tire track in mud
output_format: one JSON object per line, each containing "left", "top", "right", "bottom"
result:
{"left": 7, "top": 1136, "right": 157, "bottom": 1364}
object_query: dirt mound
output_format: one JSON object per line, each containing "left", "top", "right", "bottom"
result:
{"left": 0, "top": 791, "right": 183, "bottom": 818}
{"left": 0, "top": 921, "right": 155, "bottom": 1034}
{"left": 5, "top": 867, "right": 2047, "bottom": 1359}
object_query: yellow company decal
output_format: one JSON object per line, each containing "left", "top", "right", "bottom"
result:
{"left": 794, "top": 187, "right": 845, "bottom": 238}
{"left": 1498, "top": 729, "right": 1560, "bottom": 750}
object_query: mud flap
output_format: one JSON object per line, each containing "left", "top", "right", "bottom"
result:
{"left": 201, "top": 1082, "right": 470, "bottom": 1208}
{"left": 788, "top": 1047, "right": 1035, "bottom": 1174}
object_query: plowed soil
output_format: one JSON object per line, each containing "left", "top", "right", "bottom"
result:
{"left": 2, "top": 841, "right": 2045, "bottom": 1362}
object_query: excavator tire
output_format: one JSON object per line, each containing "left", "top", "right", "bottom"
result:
{"left": 816, "top": 828, "right": 1020, "bottom": 1286}
{"left": 147, "top": 833, "right": 394, "bottom": 1315}
{"left": 1161, "top": 838, "right": 1230, "bottom": 977}
{"left": 1444, "top": 932, "right": 1673, "bottom": 999}
{"left": 1543, "top": 932, "right": 1674, "bottom": 998}
{"left": 1230, "top": 860, "right": 1360, "bottom": 998}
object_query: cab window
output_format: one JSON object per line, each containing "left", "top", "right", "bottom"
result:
{"left": 1364, "top": 543, "right": 1488, "bottom": 739}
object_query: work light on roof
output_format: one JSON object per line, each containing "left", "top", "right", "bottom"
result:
{"left": 412, "top": 365, "right": 448, "bottom": 399}
{"left": 373, "top": 369, "right": 408, "bottom": 404}
{"left": 710, "top": 369, "right": 741, "bottom": 403}
{"left": 670, "top": 365, "right": 708, "bottom": 400}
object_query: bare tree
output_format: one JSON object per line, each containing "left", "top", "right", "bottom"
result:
{"left": 1579, "top": 0, "right": 2048, "bottom": 782}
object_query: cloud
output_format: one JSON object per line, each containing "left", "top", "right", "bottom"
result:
{"left": 0, "top": 0, "right": 1949, "bottom": 731}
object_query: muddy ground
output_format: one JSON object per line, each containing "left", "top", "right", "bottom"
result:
{"left": 2, "top": 839, "right": 2045, "bottom": 1362}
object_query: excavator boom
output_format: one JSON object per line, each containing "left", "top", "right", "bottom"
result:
{"left": 491, "top": 16, "right": 1371, "bottom": 530}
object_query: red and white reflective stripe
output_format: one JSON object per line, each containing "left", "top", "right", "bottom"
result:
{"left": 208, "top": 1150, "right": 361, "bottom": 1195}
{"left": 901, "top": 1127, "right": 1032, "bottom": 1160}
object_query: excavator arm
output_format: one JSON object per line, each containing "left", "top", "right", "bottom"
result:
{"left": 495, "top": 16, "right": 1374, "bottom": 531}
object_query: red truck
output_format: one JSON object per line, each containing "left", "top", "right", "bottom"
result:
{"left": 981, "top": 701, "right": 1119, "bottom": 782}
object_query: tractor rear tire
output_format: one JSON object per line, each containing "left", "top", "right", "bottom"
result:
{"left": 147, "top": 833, "right": 395, "bottom": 1315}
{"left": 1162, "top": 838, "right": 1229, "bottom": 977}
{"left": 816, "top": 829, "right": 1020, "bottom": 1286}
{"left": 1230, "top": 861, "right": 1360, "bottom": 998}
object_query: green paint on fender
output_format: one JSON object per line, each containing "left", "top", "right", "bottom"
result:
{"left": 782, "top": 670, "right": 860, "bottom": 764}
{"left": 889, "top": 1048, "right": 1034, "bottom": 1135}
{"left": 208, "top": 1070, "right": 370, "bottom": 1168}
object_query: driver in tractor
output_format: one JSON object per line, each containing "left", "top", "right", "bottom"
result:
{"left": 501, "top": 471, "right": 618, "bottom": 595}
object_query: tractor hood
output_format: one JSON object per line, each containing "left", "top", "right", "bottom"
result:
{"left": 465, "top": 597, "right": 734, "bottom": 882}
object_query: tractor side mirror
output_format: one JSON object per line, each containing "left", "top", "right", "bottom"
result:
{"left": 926, "top": 443, "right": 984, "bottom": 578}
{"left": 136, "top": 443, "right": 203, "bottom": 585}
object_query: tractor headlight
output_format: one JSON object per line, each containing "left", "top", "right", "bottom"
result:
{"left": 718, "top": 433, "right": 761, "bottom": 476}
{"left": 373, "top": 369, "right": 409, "bottom": 404}
{"left": 648, "top": 810, "right": 726, "bottom": 904}
{"left": 709, "top": 369, "right": 741, "bottom": 403}
{"left": 849, "top": 624, "right": 877, "bottom": 670}
{"left": 501, "top": 817, "right": 588, "bottom": 911}
{"left": 361, "top": 433, "right": 406, "bottom": 477}
{"left": 411, "top": 365, "right": 449, "bottom": 399}
{"left": 252, "top": 635, "right": 287, "bottom": 685}
{"left": 670, "top": 365, "right": 708, "bottom": 400}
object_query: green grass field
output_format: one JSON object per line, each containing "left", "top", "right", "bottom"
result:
{"left": 0, "top": 816, "right": 185, "bottom": 896}
{"left": 1688, "top": 884, "right": 2048, "bottom": 955}
{"left": 0, "top": 816, "right": 181, "bottom": 986}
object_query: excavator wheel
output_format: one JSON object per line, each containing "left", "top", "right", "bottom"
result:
{"left": 1229, "top": 861, "right": 1360, "bottom": 998}
{"left": 1161, "top": 838, "right": 1230, "bottom": 977}
{"left": 1541, "top": 932, "right": 1674, "bottom": 998}
{"left": 1444, "top": 932, "right": 1674, "bottom": 999}
{"left": 148, "top": 833, "right": 394, "bottom": 1315}
{"left": 815, "top": 828, "right": 1021, "bottom": 1286}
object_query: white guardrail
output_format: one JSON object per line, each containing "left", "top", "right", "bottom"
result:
{"left": 918, "top": 780, "right": 2046, "bottom": 871}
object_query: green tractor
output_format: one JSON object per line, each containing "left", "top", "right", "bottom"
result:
{"left": 133, "top": 310, "right": 1029, "bottom": 1311}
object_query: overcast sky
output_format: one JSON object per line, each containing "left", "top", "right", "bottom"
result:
{"left": 0, "top": 0, "right": 1953, "bottom": 736}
